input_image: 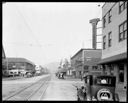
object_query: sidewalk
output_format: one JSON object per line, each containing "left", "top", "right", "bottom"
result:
{"left": 115, "top": 86, "right": 127, "bottom": 102}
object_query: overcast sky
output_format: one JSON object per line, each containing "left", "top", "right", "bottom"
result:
{"left": 3, "top": 2, "right": 104, "bottom": 66}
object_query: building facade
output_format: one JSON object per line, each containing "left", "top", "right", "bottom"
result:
{"left": 2, "top": 45, "right": 6, "bottom": 59}
{"left": 99, "top": 2, "right": 127, "bottom": 89}
{"left": 2, "top": 45, "right": 6, "bottom": 76}
{"left": 71, "top": 48, "right": 102, "bottom": 78}
{"left": 3, "top": 58, "right": 36, "bottom": 76}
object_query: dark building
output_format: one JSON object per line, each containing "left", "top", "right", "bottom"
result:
{"left": 71, "top": 48, "right": 102, "bottom": 78}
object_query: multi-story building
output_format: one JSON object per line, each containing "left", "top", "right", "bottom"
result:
{"left": 3, "top": 57, "right": 36, "bottom": 76}
{"left": 71, "top": 48, "right": 102, "bottom": 78}
{"left": 99, "top": 2, "right": 127, "bottom": 89}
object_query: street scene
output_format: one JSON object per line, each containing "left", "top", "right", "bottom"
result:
{"left": 2, "top": 2, "right": 127, "bottom": 102}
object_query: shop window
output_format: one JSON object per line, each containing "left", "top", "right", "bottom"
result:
{"left": 79, "top": 71, "right": 81, "bottom": 75}
{"left": 108, "top": 64, "right": 114, "bottom": 75}
{"left": 118, "top": 63, "right": 124, "bottom": 83}
{"left": 92, "top": 66, "right": 98, "bottom": 70}
{"left": 84, "top": 65, "right": 89, "bottom": 71}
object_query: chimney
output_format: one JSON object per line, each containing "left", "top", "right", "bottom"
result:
{"left": 89, "top": 18, "right": 100, "bottom": 49}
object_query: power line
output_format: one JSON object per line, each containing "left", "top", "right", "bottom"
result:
{"left": 12, "top": 4, "right": 46, "bottom": 64}
{"left": 14, "top": 4, "right": 42, "bottom": 48}
{"left": 3, "top": 41, "right": 41, "bottom": 47}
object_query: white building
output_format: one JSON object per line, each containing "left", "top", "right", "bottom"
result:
{"left": 99, "top": 2, "right": 127, "bottom": 89}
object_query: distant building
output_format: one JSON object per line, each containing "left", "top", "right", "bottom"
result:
{"left": 3, "top": 57, "right": 35, "bottom": 76}
{"left": 71, "top": 48, "right": 102, "bottom": 78}
{"left": 2, "top": 45, "right": 6, "bottom": 76}
{"left": 2, "top": 45, "right": 6, "bottom": 59}
{"left": 99, "top": 2, "right": 127, "bottom": 89}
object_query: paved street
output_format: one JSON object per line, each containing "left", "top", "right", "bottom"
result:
{"left": 42, "top": 76, "right": 82, "bottom": 101}
{"left": 42, "top": 74, "right": 83, "bottom": 100}
{"left": 2, "top": 74, "right": 50, "bottom": 99}
{"left": 2, "top": 73, "right": 126, "bottom": 101}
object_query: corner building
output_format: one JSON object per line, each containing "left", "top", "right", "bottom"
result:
{"left": 99, "top": 2, "right": 127, "bottom": 90}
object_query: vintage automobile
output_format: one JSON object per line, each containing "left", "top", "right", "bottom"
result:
{"left": 76, "top": 74, "right": 119, "bottom": 101}
{"left": 58, "top": 73, "right": 64, "bottom": 79}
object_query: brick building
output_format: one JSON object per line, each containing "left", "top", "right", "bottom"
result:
{"left": 71, "top": 48, "right": 102, "bottom": 78}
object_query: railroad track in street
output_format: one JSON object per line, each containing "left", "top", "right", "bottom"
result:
{"left": 3, "top": 75, "right": 51, "bottom": 101}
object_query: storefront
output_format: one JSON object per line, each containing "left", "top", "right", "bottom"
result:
{"left": 99, "top": 52, "right": 127, "bottom": 89}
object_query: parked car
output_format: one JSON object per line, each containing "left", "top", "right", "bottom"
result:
{"left": 26, "top": 72, "right": 32, "bottom": 78}
{"left": 76, "top": 74, "right": 119, "bottom": 101}
{"left": 58, "top": 73, "right": 64, "bottom": 79}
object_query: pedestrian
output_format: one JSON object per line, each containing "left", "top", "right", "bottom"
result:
{"left": 62, "top": 73, "right": 64, "bottom": 79}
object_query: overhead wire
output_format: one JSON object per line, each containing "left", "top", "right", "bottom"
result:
{"left": 13, "top": 3, "right": 46, "bottom": 64}
{"left": 14, "top": 4, "right": 42, "bottom": 48}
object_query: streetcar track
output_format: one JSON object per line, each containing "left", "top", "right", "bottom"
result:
{"left": 3, "top": 75, "right": 51, "bottom": 101}
{"left": 27, "top": 77, "right": 51, "bottom": 100}
{"left": 39, "top": 80, "right": 49, "bottom": 100}
{"left": 28, "top": 77, "right": 51, "bottom": 100}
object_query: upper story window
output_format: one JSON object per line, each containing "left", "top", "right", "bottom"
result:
{"left": 108, "top": 32, "right": 112, "bottom": 47}
{"left": 119, "top": 20, "right": 127, "bottom": 42}
{"left": 103, "top": 15, "right": 106, "bottom": 28}
{"left": 103, "top": 35, "right": 106, "bottom": 49}
{"left": 84, "top": 65, "right": 89, "bottom": 71}
{"left": 108, "top": 9, "right": 112, "bottom": 23}
{"left": 119, "top": 1, "right": 127, "bottom": 14}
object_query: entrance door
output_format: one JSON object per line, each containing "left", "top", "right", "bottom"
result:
{"left": 118, "top": 63, "right": 124, "bottom": 83}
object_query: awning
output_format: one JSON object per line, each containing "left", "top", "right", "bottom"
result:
{"left": 58, "top": 69, "right": 67, "bottom": 73}
{"left": 98, "top": 52, "right": 127, "bottom": 65}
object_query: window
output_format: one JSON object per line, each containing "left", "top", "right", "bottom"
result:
{"left": 119, "top": 1, "right": 127, "bottom": 13}
{"left": 103, "top": 36, "right": 106, "bottom": 49}
{"left": 108, "top": 9, "right": 112, "bottom": 23}
{"left": 119, "top": 20, "right": 127, "bottom": 41}
{"left": 108, "top": 32, "right": 112, "bottom": 47}
{"left": 84, "top": 65, "right": 89, "bottom": 71}
{"left": 92, "top": 66, "right": 98, "bottom": 70}
{"left": 95, "top": 76, "right": 116, "bottom": 86}
{"left": 103, "top": 15, "right": 106, "bottom": 28}
{"left": 108, "top": 64, "right": 114, "bottom": 75}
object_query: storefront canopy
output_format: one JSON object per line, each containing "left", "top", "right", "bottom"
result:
{"left": 98, "top": 52, "right": 127, "bottom": 65}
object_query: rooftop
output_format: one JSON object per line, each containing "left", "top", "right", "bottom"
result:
{"left": 4, "top": 57, "right": 35, "bottom": 66}
{"left": 71, "top": 48, "right": 101, "bottom": 60}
